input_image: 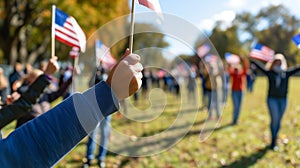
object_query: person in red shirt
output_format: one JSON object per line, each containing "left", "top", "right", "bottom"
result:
{"left": 228, "top": 56, "right": 248, "bottom": 125}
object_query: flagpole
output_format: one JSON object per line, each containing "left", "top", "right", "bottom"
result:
{"left": 72, "top": 56, "right": 79, "bottom": 93}
{"left": 51, "top": 5, "right": 56, "bottom": 58}
{"left": 129, "top": 0, "right": 136, "bottom": 54}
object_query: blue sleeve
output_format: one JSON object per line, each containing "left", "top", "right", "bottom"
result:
{"left": 0, "top": 81, "right": 119, "bottom": 167}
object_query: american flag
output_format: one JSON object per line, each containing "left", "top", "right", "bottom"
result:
{"left": 53, "top": 7, "right": 86, "bottom": 52}
{"left": 197, "top": 43, "right": 210, "bottom": 58}
{"left": 225, "top": 52, "right": 240, "bottom": 65}
{"left": 292, "top": 34, "right": 300, "bottom": 48}
{"left": 136, "top": 0, "right": 162, "bottom": 13}
{"left": 204, "top": 54, "right": 218, "bottom": 63}
{"left": 250, "top": 44, "right": 274, "bottom": 62}
{"left": 95, "top": 39, "right": 116, "bottom": 70}
{"left": 69, "top": 46, "right": 80, "bottom": 58}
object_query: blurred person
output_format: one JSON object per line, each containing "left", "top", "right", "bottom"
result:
{"left": 199, "top": 61, "right": 208, "bottom": 110}
{"left": 228, "top": 56, "right": 248, "bottom": 125}
{"left": 15, "top": 60, "right": 73, "bottom": 128}
{"left": 9, "top": 62, "right": 24, "bottom": 93}
{"left": 141, "top": 69, "right": 150, "bottom": 99}
{"left": 0, "top": 67, "right": 10, "bottom": 104}
{"left": 187, "top": 66, "right": 197, "bottom": 103}
{"left": 0, "top": 57, "right": 60, "bottom": 129}
{"left": 203, "top": 62, "right": 221, "bottom": 120}
{"left": 0, "top": 50, "right": 143, "bottom": 167}
{"left": 58, "top": 65, "right": 73, "bottom": 99}
{"left": 251, "top": 53, "right": 300, "bottom": 150}
{"left": 246, "top": 63, "right": 257, "bottom": 93}
{"left": 84, "top": 63, "right": 111, "bottom": 168}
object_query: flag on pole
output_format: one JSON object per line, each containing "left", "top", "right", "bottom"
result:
{"left": 250, "top": 43, "right": 274, "bottom": 62}
{"left": 197, "top": 43, "right": 210, "bottom": 58}
{"left": 95, "top": 40, "right": 116, "bottom": 70}
{"left": 69, "top": 46, "right": 80, "bottom": 58}
{"left": 53, "top": 7, "right": 86, "bottom": 52}
{"left": 136, "top": 0, "right": 162, "bottom": 13}
{"left": 225, "top": 52, "right": 240, "bottom": 64}
{"left": 292, "top": 34, "right": 300, "bottom": 48}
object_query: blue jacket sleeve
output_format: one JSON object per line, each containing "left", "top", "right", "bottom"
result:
{"left": 0, "top": 81, "right": 119, "bottom": 167}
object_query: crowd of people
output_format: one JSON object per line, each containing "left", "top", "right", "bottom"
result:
{"left": 0, "top": 48, "right": 299, "bottom": 167}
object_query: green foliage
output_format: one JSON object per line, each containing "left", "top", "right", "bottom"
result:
{"left": 132, "top": 23, "right": 170, "bottom": 67}
{"left": 192, "top": 5, "right": 300, "bottom": 65}
{"left": 0, "top": 0, "right": 129, "bottom": 65}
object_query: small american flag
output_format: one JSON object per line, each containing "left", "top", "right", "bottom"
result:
{"left": 137, "top": 0, "right": 162, "bottom": 13}
{"left": 292, "top": 34, "right": 300, "bottom": 48}
{"left": 197, "top": 43, "right": 210, "bottom": 58}
{"left": 225, "top": 52, "right": 240, "bottom": 65}
{"left": 250, "top": 44, "right": 274, "bottom": 62}
{"left": 53, "top": 7, "right": 86, "bottom": 52}
{"left": 95, "top": 40, "right": 116, "bottom": 70}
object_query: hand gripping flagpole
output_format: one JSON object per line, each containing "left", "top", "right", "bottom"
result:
{"left": 51, "top": 5, "right": 56, "bottom": 58}
{"left": 129, "top": 0, "right": 136, "bottom": 54}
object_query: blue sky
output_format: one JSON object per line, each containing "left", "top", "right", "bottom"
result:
{"left": 133, "top": 0, "right": 300, "bottom": 56}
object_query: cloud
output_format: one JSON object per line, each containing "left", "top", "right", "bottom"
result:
{"left": 228, "top": 0, "right": 247, "bottom": 8}
{"left": 198, "top": 10, "right": 236, "bottom": 31}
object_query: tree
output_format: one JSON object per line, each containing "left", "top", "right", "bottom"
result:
{"left": 131, "top": 23, "right": 170, "bottom": 67}
{"left": 0, "top": 0, "right": 129, "bottom": 65}
{"left": 233, "top": 5, "right": 300, "bottom": 65}
{"left": 209, "top": 23, "right": 245, "bottom": 58}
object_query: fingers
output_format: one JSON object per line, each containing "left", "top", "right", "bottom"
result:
{"left": 123, "top": 54, "right": 140, "bottom": 65}
{"left": 130, "top": 62, "right": 143, "bottom": 72}
{"left": 106, "top": 52, "right": 143, "bottom": 100}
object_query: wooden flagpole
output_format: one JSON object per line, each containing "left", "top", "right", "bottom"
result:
{"left": 51, "top": 5, "right": 56, "bottom": 58}
{"left": 71, "top": 56, "right": 79, "bottom": 93}
{"left": 129, "top": 0, "right": 136, "bottom": 54}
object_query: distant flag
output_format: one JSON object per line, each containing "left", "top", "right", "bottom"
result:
{"left": 136, "top": 0, "right": 162, "bottom": 14}
{"left": 250, "top": 43, "right": 274, "bottom": 62}
{"left": 225, "top": 52, "right": 240, "bottom": 65}
{"left": 197, "top": 43, "right": 211, "bottom": 58}
{"left": 292, "top": 34, "right": 300, "bottom": 48}
{"left": 95, "top": 39, "right": 116, "bottom": 70}
{"left": 69, "top": 47, "right": 80, "bottom": 58}
{"left": 53, "top": 6, "right": 86, "bottom": 52}
{"left": 204, "top": 54, "right": 218, "bottom": 63}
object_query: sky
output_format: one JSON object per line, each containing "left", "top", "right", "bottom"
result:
{"left": 132, "top": 0, "right": 300, "bottom": 56}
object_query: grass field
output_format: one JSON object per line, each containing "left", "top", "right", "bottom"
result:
{"left": 3, "top": 77, "right": 300, "bottom": 168}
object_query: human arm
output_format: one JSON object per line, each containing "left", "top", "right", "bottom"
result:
{"left": 249, "top": 59, "right": 268, "bottom": 75}
{"left": 0, "top": 74, "right": 51, "bottom": 129}
{"left": 0, "top": 51, "right": 143, "bottom": 167}
{"left": 286, "top": 65, "right": 300, "bottom": 76}
{"left": 47, "top": 77, "right": 72, "bottom": 103}
{"left": 0, "top": 81, "right": 119, "bottom": 167}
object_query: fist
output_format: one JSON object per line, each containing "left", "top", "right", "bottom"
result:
{"left": 44, "top": 56, "right": 60, "bottom": 75}
{"left": 106, "top": 49, "right": 143, "bottom": 100}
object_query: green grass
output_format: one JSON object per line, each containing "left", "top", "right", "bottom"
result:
{"left": 2, "top": 77, "right": 300, "bottom": 167}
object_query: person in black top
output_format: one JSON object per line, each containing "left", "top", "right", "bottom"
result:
{"left": 251, "top": 53, "right": 300, "bottom": 150}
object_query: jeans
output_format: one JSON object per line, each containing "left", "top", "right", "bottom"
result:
{"left": 231, "top": 91, "right": 243, "bottom": 124}
{"left": 207, "top": 90, "right": 220, "bottom": 118}
{"left": 86, "top": 115, "right": 112, "bottom": 161}
{"left": 267, "top": 97, "right": 287, "bottom": 146}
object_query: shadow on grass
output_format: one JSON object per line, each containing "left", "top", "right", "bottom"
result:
{"left": 221, "top": 146, "right": 269, "bottom": 168}
{"left": 187, "top": 123, "right": 232, "bottom": 136}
